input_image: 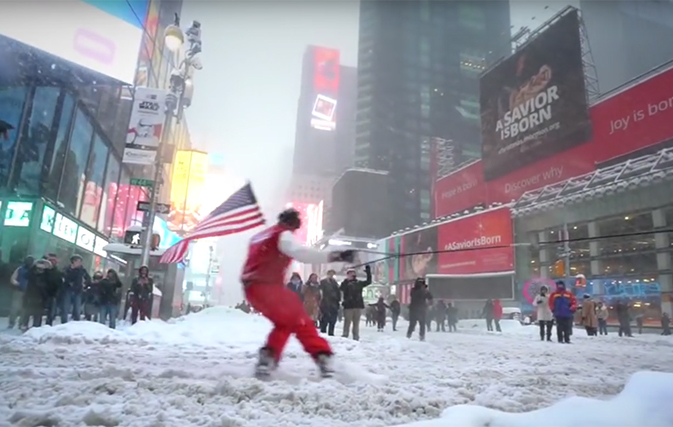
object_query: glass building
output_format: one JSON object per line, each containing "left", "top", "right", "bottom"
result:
{"left": 0, "top": 0, "right": 192, "bottom": 316}
{"left": 354, "top": 1, "right": 511, "bottom": 233}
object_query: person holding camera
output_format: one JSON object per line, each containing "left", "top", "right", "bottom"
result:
{"left": 340, "top": 265, "right": 372, "bottom": 341}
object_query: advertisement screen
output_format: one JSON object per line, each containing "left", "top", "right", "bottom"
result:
{"left": 480, "top": 9, "right": 591, "bottom": 180}
{"left": 1, "top": 0, "right": 148, "bottom": 84}
{"left": 429, "top": 275, "right": 514, "bottom": 300}
{"left": 437, "top": 208, "right": 514, "bottom": 275}
{"left": 399, "top": 226, "right": 438, "bottom": 281}
{"left": 311, "top": 47, "right": 340, "bottom": 131}
{"left": 305, "top": 200, "right": 324, "bottom": 246}
{"left": 285, "top": 202, "right": 314, "bottom": 245}
{"left": 169, "top": 150, "right": 209, "bottom": 233}
{"left": 433, "top": 64, "right": 673, "bottom": 217}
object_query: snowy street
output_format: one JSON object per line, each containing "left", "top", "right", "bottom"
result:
{"left": 1, "top": 309, "right": 673, "bottom": 427}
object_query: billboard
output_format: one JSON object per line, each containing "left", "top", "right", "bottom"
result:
{"left": 1, "top": 0, "right": 148, "bottom": 84}
{"left": 433, "top": 64, "right": 673, "bottom": 215}
{"left": 480, "top": 9, "right": 591, "bottom": 180}
{"left": 399, "top": 226, "right": 438, "bottom": 281}
{"left": 305, "top": 200, "right": 324, "bottom": 246}
{"left": 169, "top": 150, "right": 209, "bottom": 233}
{"left": 123, "top": 87, "right": 169, "bottom": 165}
{"left": 285, "top": 201, "right": 314, "bottom": 245}
{"left": 310, "top": 47, "right": 340, "bottom": 131}
{"left": 437, "top": 208, "right": 514, "bottom": 275}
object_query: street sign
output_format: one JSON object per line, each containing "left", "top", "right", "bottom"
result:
{"left": 130, "top": 178, "right": 154, "bottom": 188}
{"left": 137, "top": 201, "right": 170, "bottom": 214}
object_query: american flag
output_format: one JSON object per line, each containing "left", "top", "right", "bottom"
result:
{"left": 160, "top": 182, "right": 265, "bottom": 264}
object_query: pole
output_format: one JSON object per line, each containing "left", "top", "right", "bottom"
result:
{"left": 139, "top": 104, "right": 175, "bottom": 267}
{"left": 204, "top": 246, "right": 213, "bottom": 306}
{"left": 563, "top": 222, "right": 571, "bottom": 279}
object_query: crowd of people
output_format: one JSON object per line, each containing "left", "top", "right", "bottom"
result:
{"left": 6, "top": 254, "right": 156, "bottom": 331}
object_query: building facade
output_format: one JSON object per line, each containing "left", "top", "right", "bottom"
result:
{"left": 581, "top": 0, "right": 673, "bottom": 94}
{"left": 0, "top": 0, "right": 193, "bottom": 316}
{"left": 354, "top": 1, "right": 511, "bottom": 232}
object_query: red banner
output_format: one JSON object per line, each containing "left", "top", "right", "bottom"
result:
{"left": 433, "top": 66, "right": 673, "bottom": 215}
{"left": 434, "top": 161, "right": 487, "bottom": 217}
{"left": 313, "top": 47, "right": 340, "bottom": 95}
{"left": 437, "top": 208, "right": 514, "bottom": 275}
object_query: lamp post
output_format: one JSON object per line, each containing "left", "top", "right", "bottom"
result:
{"left": 140, "top": 14, "right": 203, "bottom": 267}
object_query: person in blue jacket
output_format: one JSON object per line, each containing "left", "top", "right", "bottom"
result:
{"left": 549, "top": 280, "right": 577, "bottom": 344}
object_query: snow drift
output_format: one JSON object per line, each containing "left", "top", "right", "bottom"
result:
{"left": 394, "top": 371, "right": 673, "bottom": 427}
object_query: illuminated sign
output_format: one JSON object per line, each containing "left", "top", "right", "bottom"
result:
{"left": 94, "top": 236, "right": 108, "bottom": 257}
{"left": 311, "top": 47, "right": 340, "bottom": 132}
{"left": 312, "top": 94, "right": 337, "bottom": 122}
{"left": 4, "top": 201, "right": 33, "bottom": 227}
{"left": 306, "top": 201, "right": 324, "bottom": 246}
{"left": 169, "top": 150, "right": 209, "bottom": 233}
{"left": 41, "top": 205, "right": 56, "bottom": 232}
{"left": 76, "top": 227, "right": 95, "bottom": 252}
{"left": 53, "top": 213, "right": 78, "bottom": 243}
{"left": 0, "top": 1, "right": 148, "bottom": 84}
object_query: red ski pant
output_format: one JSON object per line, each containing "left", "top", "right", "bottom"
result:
{"left": 245, "top": 283, "right": 332, "bottom": 361}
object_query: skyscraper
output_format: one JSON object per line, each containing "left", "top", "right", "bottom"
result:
{"left": 354, "top": 1, "right": 511, "bottom": 232}
{"left": 289, "top": 46, "right": 357, "bottom": 206}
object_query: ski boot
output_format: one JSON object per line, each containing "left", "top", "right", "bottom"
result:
{"left": 315, "top": 353, "right": 335, "bottom": 379}
{"left": 255, "top": 347, "right": 277, "bottom": 379}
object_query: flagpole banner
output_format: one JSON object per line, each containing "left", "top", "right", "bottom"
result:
{"left": 122, "top": 87, "right": 169, "bottom": 165}
{"left": 160, "top": 182, "right": 265, "bottom": 264}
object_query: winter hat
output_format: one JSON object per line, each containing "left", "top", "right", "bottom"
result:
{"left": 583, "top": 294, "right": 591, "bottom": 299}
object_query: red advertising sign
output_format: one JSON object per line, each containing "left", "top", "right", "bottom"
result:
{"left": 437, "top": 208, "right": 514, "bottom": 275}
{"left": 433, "top": 65, "right": 673, "bottom": 215}
{"left": 434, "top": 161, "right": 487, "bottom": 217}
{"left": 313, "top": 47, "right": 340, "bottom": 95}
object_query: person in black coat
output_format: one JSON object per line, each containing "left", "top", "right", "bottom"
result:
{"left": 318, "top": 269, "right": 341, "bottom": 336}
{"left": 130, "top": 265, "right": 154, "bottom": 324}
{"left": 21, "top": 256, "right": 62, "bottom": 329}
{"left": 407, "top": 278, "right": 433, "bottom": 341}
{"left": 340, "top": 265, "right": 372, "bottom": 341}
{"left": 99, "top": 269, "right": 123, "bottom": 329}
{"left": 368, "top": 296, "right": 389, "bottom": 332}
{"left": 389, "top": 297, "right": 401, "bottom": 331}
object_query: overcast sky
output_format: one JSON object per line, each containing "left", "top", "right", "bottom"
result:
{"left": 180, "top": 0, "right": 577, "bottom": 303}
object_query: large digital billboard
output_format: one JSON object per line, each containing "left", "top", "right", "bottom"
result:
{"left": 310, "top": 47, "right": 340, "bottom": 132}
{"left": 1, "top": 0, "right": 148, "bottom": 83}
{"left": 480, "top": 9, "right": 591, "bottom": 180}
{"left": 169, "top": 150, "right": 209, "bottom": 233}
{"left": 285, "top": 201, "right": 322, "bottom": 246}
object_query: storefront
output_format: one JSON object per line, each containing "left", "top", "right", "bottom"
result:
{"left": 512, "top": 146, "right": 673, "bottom": 321}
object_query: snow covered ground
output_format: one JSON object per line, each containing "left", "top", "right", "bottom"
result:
{"left": 1, "top": 310, "right": 673, "bottom": 427}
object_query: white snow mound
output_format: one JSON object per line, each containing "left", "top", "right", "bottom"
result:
{"left": 394, "top": 371, "right": 673, "bottom": 427}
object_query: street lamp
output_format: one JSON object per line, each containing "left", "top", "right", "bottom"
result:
{"left": 139, "top": 15, "right": 204, "bottom": 267}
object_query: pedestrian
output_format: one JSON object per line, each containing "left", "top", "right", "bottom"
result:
{"left": 368, "top": 296, "right": 389, "bottom": 332}
{"left": 130, "top": 266, "right": 153, "bottom": 323}
{"left": 596, "top": 301, "right": 609, "bottom": 335}
{"left": 446, "top": 302, "right": 458, "bottom": 332}
{"left": 318, "top": 269, "right": 340, "bottom": 336}
{"left": 340, "top": 266, "right": 372, "bottom": 341}
{"left": 534, "top": 285, "right": 554, "bottom": 341}
{"left": 435, "top": 300, "right": 447, "bottom": 332}
{"left": 287, "top": 272, "right": 303, "bottom": 298}
{"left": 549, "top": 280, "right": 577, "bottom": 344}
{"left": 21, "top": 256, "right": 61, "bottom": 329}
{"left": 482, "top": 299, "right": 494, "bottom": 331}
{"left": 83, "top": 271, "right": 103, "bottom": 321}
{"left": 661, "top": 312, "right": 671, "bottom": 336}
{"left": 99, "top": 269, "right": 123, "bottom": 329}
{"left": 615, "top": 299, "right": 633, "bottom": 337}
{"left": 302, "top": 273, "right": 321, "bottom": 327}
{"left": 389, "top": 296, "right": 401, "bottom": 331}
{"left": 8, "top": 256, "right": 33, "bottom": 329}
{"left": 241, "top": 208, "right": 354, "bottom": 378}
{"left": 580, "top": 294, "right": 598, "bottom": 336}
{"left": 61, "top": 255, "right": 91, "bottom": 323}
{"left": 407, "top": 278, "right": 433, "bottom": 341}
{"left": 493, "top": 299, "right": 503, "bottom": 332}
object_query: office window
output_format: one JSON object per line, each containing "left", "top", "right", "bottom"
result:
{"left": 80, "top": 134, "right": 108, "bottom": 228}
{"left": 16, "top": 87, "right": 60, "bottom": 195}
{"left": 60, "top": 108, "right": 93, "bottom": 216}
{"left": 98, "top": 154, "right": 121, "bottom": 235}
{"left": 0, "top": 87, "right": 29, "bottom": 188}
{"left": 45, "top": 94, "right": 75, "bottom": 201}
{"left": 458, "top": 3, "right": 486, "bottom": 31}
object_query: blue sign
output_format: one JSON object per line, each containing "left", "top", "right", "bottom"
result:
{"left": 153, "top": 217, "right": 181, "bottom": 248}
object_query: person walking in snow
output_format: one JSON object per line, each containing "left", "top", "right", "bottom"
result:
{"left": 434, "top": 300, "right": 447, "bottom": 332}
{"left": 8, "top": 256, "right": 33, "bottom": 329}
{"left": 534, "top": 285, "right": 554, "bottom": 341}
{"left": 492, "top": 299, "right": 503, "bottom": 332}
{"left": 99, "top": 269, "right": 123, "bottom": 329}
{"left": 580, "top": 294, "right": 598, "bottom": 336}
{"left": 368, "top": 296, "right": 389, "bottom": 332}
{"left": 482, "top": 299, "right": 495, "bottom": 331}
{"left": 241, "top": 208, "right": 355, "bottom": 378}
{"left": 318, "top": 269, "right": 340, "bottom": 336}
{"left": 407, "top": 278, "right": 433, "bottom": 341}
{"left": 549, "top": 280, "right": 577, "bottom": 344}
{"left": 130, "top": 266, "right": 154, "bottom": 323}
{"left": 447, "top": 302, "right": 458, "bottom": 332}
{"left": 615, "top": 299, "right": 633, "bottom": 337}
{"left": 596, "top": 301, "right": 609, "bottom": 335}
{"left": 389, "top": 296, "right": 401, "bottom": 331}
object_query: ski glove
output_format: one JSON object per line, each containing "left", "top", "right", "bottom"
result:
{"left": 329, "top": 250, "right": 356, "bottom": 263}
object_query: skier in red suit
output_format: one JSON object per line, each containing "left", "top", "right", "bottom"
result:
{"left": 241, "top": 208, "right": 355, "bottom": 378}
